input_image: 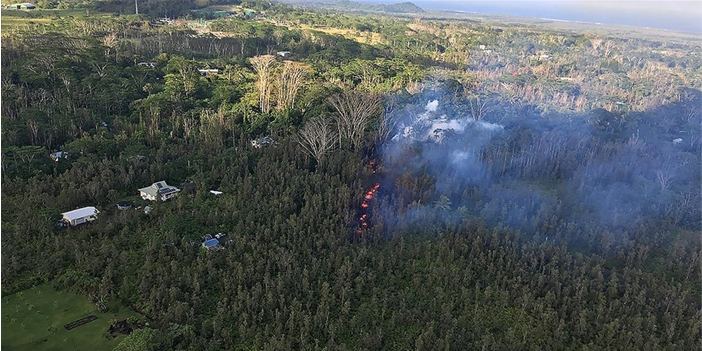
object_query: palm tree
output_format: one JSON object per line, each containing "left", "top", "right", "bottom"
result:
{"left": 434, "top": 195, "right": 452, "bottom": 211}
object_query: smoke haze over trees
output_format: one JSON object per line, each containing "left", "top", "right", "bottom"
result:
{"left": 377, "top": 85, "right": 701, "bottom": 245}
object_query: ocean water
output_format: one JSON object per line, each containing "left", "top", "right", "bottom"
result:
{"left": 361, "top": 1, "right": 702, "bottom": 34}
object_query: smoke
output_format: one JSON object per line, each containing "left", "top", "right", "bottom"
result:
{"left": 392, "top": 99, "right": 504, "bottom": 144}
{"left": 376, "top": 89, "right": 702, "bottom": 242}
{"left": 425, "top": 99, "right": 438, "bottom": 112}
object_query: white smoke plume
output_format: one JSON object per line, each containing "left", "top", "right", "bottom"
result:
{"left": 392, "top": 100, "right": 503, "bottom": 144}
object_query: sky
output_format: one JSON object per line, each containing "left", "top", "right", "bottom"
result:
{"left": 358, "top": 0, "right": 702, "bottom": 33}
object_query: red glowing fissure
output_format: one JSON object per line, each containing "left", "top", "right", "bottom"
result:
{"left": 357, "top": 158, "right": 381, "bottom": 234}
{"left": 357, "top": 182, "right": 380, "bottom": 232}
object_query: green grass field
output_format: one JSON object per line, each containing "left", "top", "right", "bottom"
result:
{"left": 1, "top": 285, "right": 141, "bottom": 351}
{"left": 0, "top": 8, "right": 98, "bottom": 31}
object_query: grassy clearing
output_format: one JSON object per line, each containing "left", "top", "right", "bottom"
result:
{"left": 299, "top": 24, "right": 384, "bottom": 45}
{"left": 0, "top": 8, "right": 99, "bottom": 31}
{"left": 1, "top": 285, "right": 140, "bottom": 351}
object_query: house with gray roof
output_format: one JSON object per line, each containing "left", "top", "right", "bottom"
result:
{"left": 6, "top": 3, "right": 36, "bottom": 10}
{"left": 138, "top": 181, "right": 181, "bottom": 202}
{"left": 61, "top": 206, "right": 99, "bottom": 226}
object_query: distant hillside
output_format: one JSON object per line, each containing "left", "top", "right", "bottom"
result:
{"left": 383, "top": 2, "right": 423, "bottom": 13}
{"left": 281, "top": 0, "right": 424, "bottom": 14}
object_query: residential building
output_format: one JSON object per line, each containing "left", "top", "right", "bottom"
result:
{"left": 6, "top": 3, "right": 36, "bottom": 10}
{"left": 197, "top": 69, "right": 219, "bottom": 76}
{"left": 61, "top": 207, "right": 99, "bottom": 226}
{"left": 139, "top": 181, "right": 181, "bottom": 201}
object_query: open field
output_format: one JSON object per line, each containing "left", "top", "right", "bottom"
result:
{"left": 0, "top": 8, "right": 105, "bottom": 31}
{"left": 298, "top": 24, "right": 384, "bottom": 45}
{"left": 1, "top": 285, "right": 140, "bottom": 351}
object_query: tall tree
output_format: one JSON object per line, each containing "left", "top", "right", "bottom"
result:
{"left": 250, "top": 55, "right": 276, "bottom": 114}
{"left": 375, "top": 96, "right": 400, "bottom": 146}
{"left": 297, "top": 117, "right": 336, "bottom": 167}
{"left": 328, "top": 90, "right": 382, "bottom": 150}
{"left": 275, "top": 61, "right": 308, "bottom": 112}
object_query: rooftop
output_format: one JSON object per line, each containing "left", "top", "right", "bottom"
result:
{"left": 139, "top": 181, "right": 180, "bottom": 198}
{"left": 62, "top": 206, "right": 99, "bottom": 220}
{"left": 203, "top": 238, "right": 220, "bottom": 248}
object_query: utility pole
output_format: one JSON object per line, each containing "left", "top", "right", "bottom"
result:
{"left": 135, "top": 0, "right": 139, "bottom": 15}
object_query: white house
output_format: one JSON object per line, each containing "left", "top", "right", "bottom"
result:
{"left": 276, "top": 51, "right": 292, "bottom": 58}
{"left": 139, "top": 181, "right": 181, "bottom": 201}
{"left": 61, "top": 206, "right": 99, "bottom": 226}
{"left": 6, "top": 3, "right": 36, "bottom": 10}
{"left": 197, "top": 69, "right": 219, "bottom": 76}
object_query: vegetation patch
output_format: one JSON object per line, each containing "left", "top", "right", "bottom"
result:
{"left": 1, "top": 285, "right": 141, "bottom": 351}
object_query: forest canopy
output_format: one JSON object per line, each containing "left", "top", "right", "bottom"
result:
{"left": 1, "top": 1, "right": 701, "bottom": 350}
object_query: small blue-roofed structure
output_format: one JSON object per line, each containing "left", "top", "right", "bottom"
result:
{"left": 202, "top": 238, "right": 220, "bottom": 250}
{"left": 51, "top": 151, "right": 69, "bottom": 162}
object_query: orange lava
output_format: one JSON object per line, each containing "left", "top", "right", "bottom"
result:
{"left": 356, "top": 176, "right": 381, "bottom": 234}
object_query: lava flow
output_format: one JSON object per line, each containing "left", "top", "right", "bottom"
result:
{"left": 356, "top": 156, "right": 382, "bottom": 234}
{"left": 356, "top": 183, "right": 380, "bottom": 233}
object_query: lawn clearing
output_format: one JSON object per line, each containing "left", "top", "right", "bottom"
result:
{"left": 0, "top": 8, "right": 106, "bottom": 32}
{"left": 1, "top": 285, "right": 141, "bottom": 351}
{"left": 298, "top": 24, "right": 384, "bottom": 45}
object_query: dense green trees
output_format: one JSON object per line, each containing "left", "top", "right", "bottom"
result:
{"left": 1, "top": 2, "right": 700, "bottom": 350}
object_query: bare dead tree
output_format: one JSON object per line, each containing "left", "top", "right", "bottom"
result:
{"left": 467, "top": 94, "right": 490, "bottom": 121}
{"left": 655, "top": 168, "right": 674, "bottom": 191}
{"left": 275, "top": 61, "right": 307, "bottom": 112}
{"left": 199, "top": 109, "right": 224, "bottom": 151}
{"left": 602, "top": 40, "right": 616, "bottom": 58}
{"left": 147, "top": 104, "right": 160, "bottom": 140}
{"left": 250, "top": 55, "right": 276, "bottom": 114}
{"left": 328, "top": 90, "right": 382, "bottom": 150}
{"left": 102, "top": 32, "right": 118, "bottom": 61}
{"left": 375, "top": 97, "right": 401, "bottom": 146}
{"left": 182, "top": 114, "right": 196, "bottom": 142}
{"left": 297, "top": 117, "right": 336, "bottom": 167}
{"left": 626, "top": 129, "right": 644, "bottom": 150}
{"left": 26, "top": 119, "right": 39, "bottom": 145}
{"left": 682, "top": 105, "right": 699, "bottom": 124}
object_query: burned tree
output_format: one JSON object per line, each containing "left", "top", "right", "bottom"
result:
{"left": 250, "top": 55, "right": 276, "bottom": 114}
{"left": 467, "top": 94, "right": 490, "bottom": 121}
{"left": 328, "top": 90, "right": 382, "bottom": 151}
{"left": 199, "top": 109, "right": 224, "bottom": 151}
{"left": 375, "top": 97, "right": 401, "bottom": 146}
{"left": 275, "top": 61, "right": 308, "bottom": 112}
{"left": 297, "top": 117, "right": 336, "bottom": 166}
